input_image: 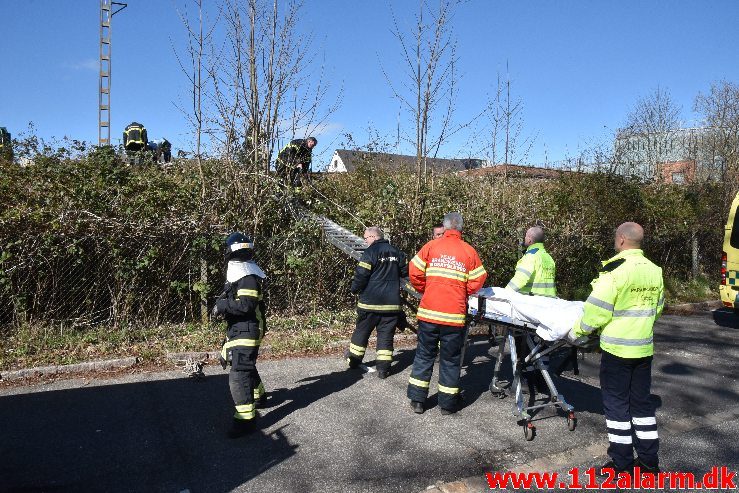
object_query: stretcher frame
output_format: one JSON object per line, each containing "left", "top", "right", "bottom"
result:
{"left": 470, "top": 294, "right": 588, "bottom": 441}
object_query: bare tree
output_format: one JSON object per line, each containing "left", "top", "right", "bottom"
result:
{"left": 617, "top": 86, "right": 682, "bottom": 179}
{"left": 174, "top": 0, "right": 216, "bottom": 199}
{"left": 485, "top": 69, "right": 536, "bottom": 168}
{"left": 383, "top": 0, "right": 475, "bottom": 225}
{"left": 205, "top": 0, "right": 341, "bottom": 176}
{"left": 694, "top": 80, "right": 739, "bottom": 193}
{"left": 175, "top": 0, "right": 341, "bottom": 198}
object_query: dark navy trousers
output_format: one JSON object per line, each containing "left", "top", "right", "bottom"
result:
{"left": 407, "top": 320, "right": 465, "bottom": 410}
{"left": 600, "top": 350, "right": 659, "bottom": 469}
{"left": 347, "top": 311, "right": 398, "bottom": 371}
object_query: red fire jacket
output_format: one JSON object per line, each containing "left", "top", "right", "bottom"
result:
{"left": 409, "top": 230, "right": 487, "bottom": 327}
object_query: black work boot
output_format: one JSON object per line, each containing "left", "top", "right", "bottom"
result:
{"left": 376, "top": 369, "right": 389, "bottom": 379}
{"left": 634, "top": 457, "right": 660, "bottom": 474}
{"left": 410, "top": 400, "right": 425, "bottom": 414}
{"left": 440, "top": 395, "right": 463, "bottom": 415}
{"left": 600, "top": 458, "right": 633, "bottom": 476}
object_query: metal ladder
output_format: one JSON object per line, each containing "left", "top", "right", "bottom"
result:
{"left": 293, "top": 201, "right": 420, "bottom": 300}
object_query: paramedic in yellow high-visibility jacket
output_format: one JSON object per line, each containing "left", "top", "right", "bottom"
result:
{"left": 569, "top": 222, "right": 664, "bottom": 475}
{"left": 506, "top": 226, "right": 557, "bottom": 395}
{"left": 506, "top": 226, "right": 557, "bottom": 297}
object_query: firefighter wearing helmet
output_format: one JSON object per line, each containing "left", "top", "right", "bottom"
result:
{"left": 213, "top": 232, "right": 268, "bottom": 438}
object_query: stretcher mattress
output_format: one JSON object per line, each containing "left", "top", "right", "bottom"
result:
{"left": 468, "top": 287, "right": 584, "bottom": 342}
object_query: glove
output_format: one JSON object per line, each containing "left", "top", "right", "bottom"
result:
{"left": 211, "top": 303, "right": 222, "bottom": 320}
{"left": 566, "top": 327, "right": 580, "bottom": 344}
{"left": 396, "top": 312, "right": 408, "bottom": 332}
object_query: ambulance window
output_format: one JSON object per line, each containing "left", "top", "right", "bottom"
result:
{"left": 732, "top": 204, "right": 739, "bottom": 249}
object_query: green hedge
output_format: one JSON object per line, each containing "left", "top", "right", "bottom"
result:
{"left": 0, "top": 149, "right": 728, "bottom": 331}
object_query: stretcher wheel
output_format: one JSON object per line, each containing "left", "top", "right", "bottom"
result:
{"left": 524, "top": 422, "right": 535, "bottom": 441}
{"left": 567, "top": 412, "right": 577, "bottom": 431}
{"left": 489, "top": 381, "right": 506, "bottom": 399}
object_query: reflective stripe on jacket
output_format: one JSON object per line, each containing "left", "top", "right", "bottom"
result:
{"left": 216, "top": 272, "right": 267, "bottom": 359}
{"left": 276, "top": 139, "right": 313, "bottom": 171}
{"left": 505, "top": 242, "right": 557, "bottom": 297}
{"left": 573, "top": 249, "right": 664, "bottom": 358}
{"left": 409, "top": 230, "right": 487, "bottom": 327}
{"left": 350, "top": 239, "right": 408, "bottom": 313}
{"left": 123, "top": 123, "right": 147, "bottom": 146}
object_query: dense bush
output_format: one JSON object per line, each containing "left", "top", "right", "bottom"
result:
{"left": 0, "top": 149, "right": 728, "bottom": 332}
{"left": 313, "top": 165, "right": 727, "bottom": 300}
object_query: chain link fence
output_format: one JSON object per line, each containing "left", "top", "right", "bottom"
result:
{"left": 0, "top": 222, "right": 358, "bottom": 331}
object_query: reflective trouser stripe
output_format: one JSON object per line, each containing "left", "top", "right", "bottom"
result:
{"left": 376, "top": 349, "right": 393, "bottom": 361}
{"left": 408, "top": 377, "right": 429, "bottom": 388}
{"left": 234, "top": 403, "right": 255, "bottom": 420}
{"left": 608, "top": 433, "right": 633, "bottom": 444}
{"left": 633, "top": 416, "right": 658, "bottom": 440}
{"left": 635, "top": 430, "right": 659, "bottom": 439}
{"left": 606, "top": 419, "right": 631, "bottom": 430}
{"left": 349, "top": 343, "right": 366, "bottom": 356}
{"left": 253, "top": 382, "right": 265, "bottom": 399}
{"left": 438, "top": 384, "right": 459, "bottom": 394}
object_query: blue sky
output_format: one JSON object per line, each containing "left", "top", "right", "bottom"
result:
{"left": 2, "top": 1, "right": 738, "bottom": 168}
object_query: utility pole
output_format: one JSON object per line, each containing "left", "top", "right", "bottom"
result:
{"left": 99, "top": 0, "right": 128, "bottom": 147}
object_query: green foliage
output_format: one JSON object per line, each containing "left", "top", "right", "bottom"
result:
{"left": 0, "top": 142, "right": 728, "bottom": 344}
{"left": 312, "top": 168, "right": 728, "bottom": 300}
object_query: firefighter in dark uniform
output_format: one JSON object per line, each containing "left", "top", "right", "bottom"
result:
{"left": 123, "top": 122, "right": 148, "bottom": 155}
{"left": 213, "top": 232, "right": 268, "bottom": 438}
{"left": 569, "top": 222, "right": 664, "bottom": 474}
{"left": 345, "top": 226, "right": 408, "bottom": 379}
{"left": 0, "top": 127, "right": 12, "bottom": 161}
{"left": 276, "top": 137, "right": 317, "bottom": 188}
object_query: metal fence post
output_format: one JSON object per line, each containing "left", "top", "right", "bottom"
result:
{"left": 200, "top": 257, "right": 208, "bottom": 325}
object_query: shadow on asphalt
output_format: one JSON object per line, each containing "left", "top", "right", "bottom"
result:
{"left": 258, "top": 369, "right": 363, "bottom": 429}
{"left": 713, "top": 308, "right": 738, "bottom": 328}
{"left": 0, "top": 375, "right": 298, "bottom": 493}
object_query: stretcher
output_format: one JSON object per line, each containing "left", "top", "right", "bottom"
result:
{"left": 468, "top": 288, "right": 598, "bottom": 441}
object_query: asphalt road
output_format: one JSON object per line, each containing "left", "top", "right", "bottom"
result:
{"left": 0, "top": 310, "right": 737, "bottom": 493}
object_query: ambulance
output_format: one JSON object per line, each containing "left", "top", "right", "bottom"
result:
{"left": 721, "top": 191, "right": 739, "bottom": 313}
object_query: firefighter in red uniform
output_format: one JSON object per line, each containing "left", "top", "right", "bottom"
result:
{"left": 407, "top": 212, "right": 487, "bottom": 414}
